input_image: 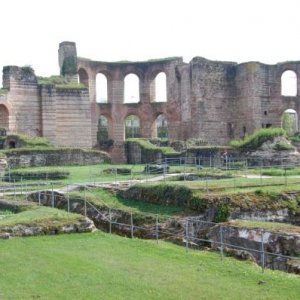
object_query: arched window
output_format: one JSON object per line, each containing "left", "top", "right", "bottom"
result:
{"left": 125, "top": 115, "right": 141, "bottom": 138}
{"left": 0, "top": 104, "right": 9, "bottom": 129}
{"left": 97, "top": 116, "right": 109, "bottom": 142}
{"left": 154, "top": 114, "right": 168, "bottom": 138}
{"left": 281, "top": 70, "right": 297, "bottom": 96}
{"left": 78, "top": 68, "right": 89, "bottom": 87}
{"left": 96, "top": 73, "right": 108, "bottom": 103}
{"left": 282, "top": 109, "right": 298, "bottom": 135}
{"left": 154, "top": 72, "right": 167, "bottom": 102}
{"left": 124, "top": 74, "right": 140, "bottom": 103}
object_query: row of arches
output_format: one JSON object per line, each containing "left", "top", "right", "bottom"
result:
{"left": 80, "top": 70, "right": 167, "bottom": 103}
{"left": 97, "top": 114, "right": 168, "bottom": 144}
{"left": 84, "top": 69, "right": 299, "bottom": 101}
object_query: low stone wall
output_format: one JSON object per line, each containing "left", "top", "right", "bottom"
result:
{"left": 5, "top": 148, "right": 111, "bottom": 168}
{"left": 207, "top": 224, "right": 300, "bottom": 273}
{"left": 0, "top": 218, "right": 95, "bottom": 238}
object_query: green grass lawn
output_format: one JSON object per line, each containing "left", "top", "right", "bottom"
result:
{"left": 6, "top": 164, "right": 147, "bottom": 185}
{"left": 4, "top": 163, "right": 300, "bottom": 199}
{"left": 0, "top": 232, "right": 299, "bottom": 300}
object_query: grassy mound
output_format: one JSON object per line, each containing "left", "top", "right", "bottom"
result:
{"left": 230, "top": 128, "right": 286, "bottom": 151}
{"left": 126, "top": 138, "right": 180, "bottom": 156}
{"left": 3, "top": 169, "right": 70, "bottom": 182}
{"left": 3, "top": 134, "right": 53, "bottom": 148}
{"left": 0, "top": 206, "right": 86, "bottom": 231}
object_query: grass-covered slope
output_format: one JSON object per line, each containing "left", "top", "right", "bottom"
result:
{"left": 126, "top": 138, "right": 180, "bottom": 155}
{"left": 230, "top": 128, "right": 287, "bottom": 151}
{"left": 0, "top": 232, "right": 299, "bottom": 300}
{"left": 0, "top": 206, "right": 89, "bottom": 234}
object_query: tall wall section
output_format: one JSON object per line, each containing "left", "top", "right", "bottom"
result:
{"left": 77, "top": 57, "right": 184, "bottom": 161}
{"left": 2, "top": 66, "right": 40, "bottom": 136}
{"left": 189, "top": 58, "right": 237, "bottom": 145}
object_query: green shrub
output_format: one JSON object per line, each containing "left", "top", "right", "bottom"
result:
{"left": 214, "top": 202, "right": 230, "bottom": 223}
{"left": 273, "top": 142, "right": 295, "bottom": 151}
{"left": 230, "top": 128, "right": 286, "bottom": 151}
{"left": 290, "top": 132, "right": 300, "bottom": 143}
{"left": 121, "top": 184, "right": 205, "bottom": 211}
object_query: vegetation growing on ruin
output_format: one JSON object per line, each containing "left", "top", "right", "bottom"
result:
{"left": 37, "top": 76, "right": 86, "bottom": 89}
{"left": 37, "top": 75, "right": 68, "bottom": 85}
{"left": 71, "top": 188, "right": 188, "bottom": 218}
{"left": 3, "top": 134, "right": 54, "bottom": 149}
{"left": 273, "top": 141, "right": 295, "bottom": 151}
{"left": 230, "top": 128, "right": 287, "bottom": 151}
{"left": 121, "top": 182, "right": 300, "bottom": 215}
{"left": 228, "top": 220, "right": 300, "bottom": 234}
{"left": 0, "top": 206, "right": 84, "bottom": 230}
{"left": 126, "top": 138, "right": 180, "bottom": 155}
{"left": 0, "top": 88, "right": 8, "bottom": 95}
{"left": 61, "top": 57, "right": 77, "bottom": 75}
{"left": 21, "top": 65, "right": 34, "bottom": 75}
{"left": 290, "top": 132, "right": 300, "bottom": 143}
{"left": 55, "top": 83, "right": 86, "bottom": 90}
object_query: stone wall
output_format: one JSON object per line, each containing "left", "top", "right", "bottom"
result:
{"left": 5, "top": 148, "right": 110, "bottom": 168}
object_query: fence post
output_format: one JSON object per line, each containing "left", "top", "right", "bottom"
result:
{"left": 261, "top": 230, "right": 265, "bottom": 273}
{"left": 109, "top": 207, "right": 112, "bottom": 234}
{"left": 13, "top": 179, "right": 16, "bottom": 201}
{"left": 260, "top": 160, "right": 263, "bottom": 186}
{"left": 130, "top": 213, "right": 134, "bottom": 239}
{"left": 156, "top": 214, "right": 159, "bottom": 244}
{"left": 20, "top": 177, "right": 23, "bottom": 196}
{"left": 84, "top": 186, "right": 87, "bottom": 217}
{"left": 205, "top": 169, "right": 208, "bottom": 194}
{"left": 185, "top": 219, "right": 189, "bottom": 252}
{"left": 38, "top": 190, "right": 41, "bottom": 206}
{"left": 183, "top": 158, "right": 186, "bottom": 181}
{"left": 8, "top": 165, "right": 11, "bottom": 183}
{"left": 284, "top": 166, "right": 287, "bottom": 186}
{"left": 51, "top": 183, "right": 54, "bottom": 208}
{"left": 220, "top": 225, "right": 224, "bottom": 261}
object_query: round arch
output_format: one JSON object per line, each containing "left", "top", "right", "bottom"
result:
{"left": 281, "top": 70, "right": 297, "bottom": 96}
{"left": 282, "top": 108, "right": 298, "bottom": 135}
{"left": 124, "top": 74, "right": 140, "bottom": 103}
{"left": 96, "top": 73, "right": 108, "bottom": 103}
{"left": 78, "top": 68, "right": 89, "bottom": 87}
{"left": 151, "top": 114, "right": 168, "bottom": 138}
{"left": 124, "top": 115, "right": 141, "bottom": 138}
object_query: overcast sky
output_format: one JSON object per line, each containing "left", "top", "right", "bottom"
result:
{"left": 0, "top": 0, "right": 300, "bottom": 81}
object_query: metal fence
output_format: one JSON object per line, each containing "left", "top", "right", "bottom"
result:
{"left": 1, "top": 160, "right": 300, "bottom": 274}
{"left": 25, "top": 188, "right": 300, "bottom": 274}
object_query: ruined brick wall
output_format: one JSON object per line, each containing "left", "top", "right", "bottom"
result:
{"left": 2, "top": 41, "right": 300, "bottom": 163}
{"left": 1, "top": 65, "right": 92, "bottom": 149}
{"left": 3, "top": 66, "right": 40, "bottom": 136}
{"left": 78, "top": 58, "right": 183, "bottom": 162}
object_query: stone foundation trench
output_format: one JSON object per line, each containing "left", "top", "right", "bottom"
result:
{"left": 26, "top": 188, "right": 300, "bottom": 275}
